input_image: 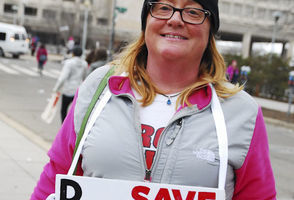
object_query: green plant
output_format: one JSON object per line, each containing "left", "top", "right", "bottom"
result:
{"left": 223, "top": 54, "right": 291, "bottom": 101}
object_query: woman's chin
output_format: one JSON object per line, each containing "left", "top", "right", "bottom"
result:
{"left": 160, "top": 49, "right": 187, "bottom": 60}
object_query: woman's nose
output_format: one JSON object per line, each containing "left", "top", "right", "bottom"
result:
{"left": 167, "top": 11, "right": 185, "bottom": 27}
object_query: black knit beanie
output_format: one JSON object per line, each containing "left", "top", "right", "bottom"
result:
{"left": 141, "top": 0, "right": 219, "bottom": 34}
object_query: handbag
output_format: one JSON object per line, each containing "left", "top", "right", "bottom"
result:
{"left": 41, "top": 92, "right": 60, "bottom": 124}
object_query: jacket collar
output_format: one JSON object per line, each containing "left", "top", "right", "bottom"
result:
{"left": 108, "top": 75, "right": 212, "bottom": 111}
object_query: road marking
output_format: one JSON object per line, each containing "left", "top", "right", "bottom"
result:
{"left": 10, "top": 64, "right": 39, "bottom": 76}
{"left": 30, "top": 68, "right": 59, "bottom": 79}
{"left": 42, "top": 70, "right": 59, "bottom": 79}
{"left": 0, "top": 62, "right": 20, "bottom": 75}
{"left": 48, "top": 69, "right": 61, "bottom": 76}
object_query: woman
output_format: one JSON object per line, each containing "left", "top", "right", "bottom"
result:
{"left": 31, "top": 0, "right": 276, "bottom": 199}
{"left": 86, "top": 48, "right": 108, "bottom": 76}
{"left": 36, "top": 43, "right": 48, "bottom": 76}
{"left": 52, "top": 46, "right": 87, "bottom": 122}
{"left": 226, "top": 60, "right": 239, "bottom": 84}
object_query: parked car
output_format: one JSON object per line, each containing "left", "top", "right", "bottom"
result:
{"left": 0, "top": 22, "right": 29, "bottom": 58}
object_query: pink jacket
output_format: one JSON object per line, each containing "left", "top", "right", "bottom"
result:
{"left": 36, "top": 47, "right": 48, "bottom": 64}
{"left": 31, "top": 73, "right": 276, "bottom": 200}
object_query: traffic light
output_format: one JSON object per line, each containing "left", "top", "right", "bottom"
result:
{"left": 116, "top": 7, "right": 127, "bottom": 14}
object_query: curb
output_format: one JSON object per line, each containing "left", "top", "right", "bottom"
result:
{"left": 264, "top": 117, "right": 294, "bottom": 130}
{"left": 0, "top": 112, "right": 51, "bottom": 152}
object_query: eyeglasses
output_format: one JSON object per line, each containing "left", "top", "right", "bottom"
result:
{"left": 148, "top": 2, "right": 211, "bottom": 25}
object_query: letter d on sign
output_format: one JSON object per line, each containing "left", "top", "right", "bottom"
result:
{"left": 60, "top": 179, "right": 82, "bottom": 200}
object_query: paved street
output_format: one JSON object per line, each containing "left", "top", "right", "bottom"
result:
{"left": 0, "top": 54, "right": 294, "bottom": 199}
{"left": 0, "top": 54, "right": 62, "bottom": 142}
{"left": 268, "top": 125, "right": 294, "bottom": 200}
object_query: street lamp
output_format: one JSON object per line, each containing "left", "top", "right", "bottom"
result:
{"left": 107, "top": 0, "right": 127, "bottom": 61}
{"left": 270, "top": 11, "right": 282, "bottom": 61}
{"left": 82, "top": 0, "right": 90, "bottom": 56}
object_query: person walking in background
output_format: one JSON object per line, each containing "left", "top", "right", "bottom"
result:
{"left": 31, "top": 0, "right": 276, "bottom": 199}
{"left": 66, "top": 36, "right": 75, "bottom": 54}
{"left": 226, "top": 60, "right": 239, "bottom": 84}
{"left": 52, "top": 46, "right": 87, "bottom": 122}
{"left": 240, "top": 65, "right": 251, "bottom": 84}
{"left": 36, "top": 43, "right": 48, "bottom": 76}
{"left": 86, "top": 48, "right": 107, "bottom": 76}
{"left": 30, "top": 36, "right": 38, "bottom": 56}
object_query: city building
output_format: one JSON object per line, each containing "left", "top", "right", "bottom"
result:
{"left": 0, "top": 0, "right": 142, "bottom": 50}
{"left": 0, "top": 0, "right": 294, "bottom": 59}
{"left": 219, "top": 0, "right": 294, "bottom": 59}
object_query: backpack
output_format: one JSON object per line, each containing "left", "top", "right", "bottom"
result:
{"left": 39, "top": 54, "right": 47, "bottom": 62}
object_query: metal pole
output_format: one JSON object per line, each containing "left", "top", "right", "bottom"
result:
{"left": 288, "top": 87, "right": 293, "bottom": 118}
{"left": 108, "top": 0, "right": 116, "bottom": 61}
{"left": 82, "top": 3, "right": 89, "bottom": 56}
{"left": 269, "top": 11, "right": 282, "bottom": 62}
{"left": 269, "top": 18, "right": 278, "bottom": 62}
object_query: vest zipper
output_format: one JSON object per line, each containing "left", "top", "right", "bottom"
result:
{"left": 144, "top": 118, "right": 183, "bottom": 182}
{"left": 144, "top": 169, "right": 152, "bottom": 181}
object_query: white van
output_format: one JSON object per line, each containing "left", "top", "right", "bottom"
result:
{"left": 0, "top": 22, "right": 29, "bottom": 58}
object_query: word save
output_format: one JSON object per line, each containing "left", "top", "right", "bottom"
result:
{"left": 132, "top": 185, "right": 216, "bottom": 200}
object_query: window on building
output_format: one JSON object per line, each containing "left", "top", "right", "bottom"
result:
{"left": 257, "top": 8, "right": 266, "bottom": 19}
{"left": 0, "top": 32, "right": 6, "bottom": 40}
{"left": 4, "top": 3, "right": 17, "bottom": 13}
{"left": 80, "top": 0, "right": 93, "bottom": 4}
{"left": 244, "top": 5, "right": 254, "bottom": 17}
{"left": 97, "top": 18, "right": 108, "bottom": 25}
{"left": 24, "top": 6, "right": 37, "bottom": 16}
{"left": 219, "top": 2, "right": 230, "bottom": 14}
{"left": 233, "top": 4, "right": 243, "bottom": 16}
{"left": 61, "top": 12, "right": 76, "bottom": 23}
{"left": 80, "top": 14, "right": 93, "bottom": 23}
{"left": 43, "top": 9, "right": 56, "bottom": 19}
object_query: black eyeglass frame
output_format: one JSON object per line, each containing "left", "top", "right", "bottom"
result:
{"left": 148, "top": 2, "right": 211, "bottom": 25}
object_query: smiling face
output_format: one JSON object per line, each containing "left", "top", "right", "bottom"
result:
{"left": 145, "top": 0, "right": 211, "bottom": 64}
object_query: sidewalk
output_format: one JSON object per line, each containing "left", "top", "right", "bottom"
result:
{"left": 0, "top": 113, "right": 49, "bottom": 200}
{"left": 253, "top": 96, "right": 294, "bottom": 130}
{"left": 254, "top": 96, "right": 294, "bottom": 114}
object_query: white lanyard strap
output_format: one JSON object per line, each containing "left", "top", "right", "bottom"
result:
{"left": 210, "top": 85, "right": 228, "bottom": 190}
{"left": 68, "top": 89, "right": 112, "bottom": 175}
{"left": 68, "top": 82, "right": 228, "bottom": 191}
{"left": 68, "top": 72, "right": 126, "bottom": 175}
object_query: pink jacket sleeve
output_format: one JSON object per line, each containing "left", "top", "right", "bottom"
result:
{"left": 30, "top": 92, "right": 83, "bottom": 200}
{"left": 233, "top": 107, "right": 276, "bottom": 199}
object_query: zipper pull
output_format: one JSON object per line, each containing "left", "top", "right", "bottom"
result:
{"left": 144, "top": 169, "right": 152, "bottom": 182}
{"left": 166, "top": 119, "right": 183, "bottom": 146}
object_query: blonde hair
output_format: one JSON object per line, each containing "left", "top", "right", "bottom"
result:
{"left": 111, "top": 32, "right": 242, "bottom": 107}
